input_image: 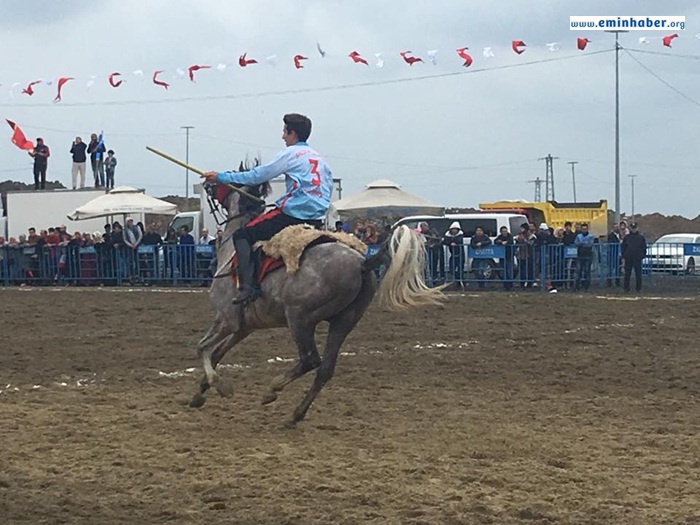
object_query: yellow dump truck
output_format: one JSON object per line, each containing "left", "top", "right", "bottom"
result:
{"left": 478, "top": 200, "right": 609, "bottom": 237}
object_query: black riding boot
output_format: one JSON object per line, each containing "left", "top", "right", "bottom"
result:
{"left": 233, "top": 237, "right": 261, "bottom": 305}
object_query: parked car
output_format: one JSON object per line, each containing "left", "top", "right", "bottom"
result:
{"left": 645, "top": 233, "right": 700, "bottom": 275}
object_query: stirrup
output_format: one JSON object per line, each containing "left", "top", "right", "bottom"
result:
{"left": 232, "top": 287, "right": 261, "bottom": 305}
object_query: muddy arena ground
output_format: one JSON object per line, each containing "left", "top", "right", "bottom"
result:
{"left": 1, "top": 288, "right": 699, "bottom": 524}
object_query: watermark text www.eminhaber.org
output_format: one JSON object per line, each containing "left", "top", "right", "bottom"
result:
{"left": 570, "top": 16, "right": 685, "bottom": 31}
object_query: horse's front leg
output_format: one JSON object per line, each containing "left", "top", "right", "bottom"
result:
{"left": 190, "top": 329, "right": 232, "bottom": 408}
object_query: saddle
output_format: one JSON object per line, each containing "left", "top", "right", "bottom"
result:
{"left": 229, "top": 224, "right": 367, "bottom": 286}
{"left": 229, "top": 251, "right": 285, "bottom": 285}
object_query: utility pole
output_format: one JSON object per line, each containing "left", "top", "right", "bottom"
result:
{"left": 538, "top": 154, "right": 559, "bottom": 201}
{"left": 181, "top": 125, "right": 195, "bottom": 199}
{"left": 527, "top": 177, "right": 544, "bottom": 202}
{"left": 567, "top": 161, "right": 578, "bottom": 203}
{"left": 606, "top": 30, "right": 627, "bottom": 223}
{"left": 628, "top": 174, "right": 637, "bottom": 220}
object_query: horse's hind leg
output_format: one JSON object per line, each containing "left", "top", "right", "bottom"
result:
{"left": 262, "top": 321, "right": 320, "bottom": 405}
{"left": 289, "top": 274, "right": 376, "bottom": 426}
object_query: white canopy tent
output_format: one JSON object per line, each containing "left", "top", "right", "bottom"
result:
{"left": 67, "top": 186, "right": 178, "bottom": 221}
{"left": 333, "top": 179, "right": 444, "bottom": 220}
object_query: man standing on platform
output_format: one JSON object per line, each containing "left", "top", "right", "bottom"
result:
{"left": 70, "top": 136, "right": 87, "bottom": 189}
{"left": 29, "top": 137, "right": 50, "bottom": 190}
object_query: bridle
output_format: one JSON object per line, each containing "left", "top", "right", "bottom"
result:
{"left": 204, "top": 181, "right": 270, "bottom": 253}
{"left": 203, "top": 181, "right": 266, "bottom": 227}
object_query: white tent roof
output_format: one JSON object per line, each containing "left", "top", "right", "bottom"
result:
{"left": 67, "top": 186, "right": 178, "bottom": 221}
{"left": 334, "top": 179, "right": 444, "bottom": 219}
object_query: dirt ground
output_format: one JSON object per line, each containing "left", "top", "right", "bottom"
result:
{"left": 1, "top": 288, "right": 699, "bottom": 525}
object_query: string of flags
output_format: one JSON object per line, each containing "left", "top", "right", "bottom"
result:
{"left": 3, "top": 33, "right": 697, "bottom": 103}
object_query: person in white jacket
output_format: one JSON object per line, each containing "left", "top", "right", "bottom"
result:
{"left": 123, "top": 218, "right": 143, "bottom": 279}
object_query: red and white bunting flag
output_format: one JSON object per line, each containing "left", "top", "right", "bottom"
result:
{"left": 293, "top": 54, "right": 308, "bottom": 69}
{"left": 152, "top": 70, "right": 170, "bottom": 90}
{"left": 348, "top": 51, "right": 369, "bottom": 65}
{"left": 53, "top": 77, "right": 73, "bottom": 103}
{"left": 511, "top": 40, "right": 527, "bottom": 54}
{"left": 399, "top": 51, "right": 423, "bottom": 65}
{"left": 456, "top": 47, "right": 473, "bottom": 67}
{"left": 188, "top": 64, "right": 211, "bottom": 82}
{"left": 108, "top": 72, "right": 123, "bottom": 88}
{"left": 662, "top": 33, "right": 679, "bottom": 47}
{"left": 238, "top": 53, "right": 258, "bottom": 67}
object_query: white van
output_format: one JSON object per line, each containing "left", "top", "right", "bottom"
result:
{"left": 393, "top": 213, "right": 529, "bottom": 279}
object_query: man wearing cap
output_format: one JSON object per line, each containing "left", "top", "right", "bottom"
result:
{"left": 29, "top": 137, "right": 50, "bottom": 190}
{"left": 621, "top": 222, "right": 647, "bottom": 292}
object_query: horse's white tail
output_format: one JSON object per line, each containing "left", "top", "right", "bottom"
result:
{"left": 376, "top": 225, "right": 443, "bottom": 310}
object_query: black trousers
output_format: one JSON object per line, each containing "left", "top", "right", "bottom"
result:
{"left": 623, "top": 257, "right": 643, "bottom": 291}
{"left": 33, "top": 163, "right": 47, "bottom": 189}
{"left": 232, "top": 209, "right": 321, "bottom": 244}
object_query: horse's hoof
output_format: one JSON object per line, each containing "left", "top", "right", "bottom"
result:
{"left": 261, "top": 391, "right": 278, "bottom": 405}
{"left": 215, "top": 382, "right": 234, "bottom": 398}
{"left": 189, "top": 393, "right": 207, "bottom": 408}
{"left": 282, "top": 419, "right": 298, "bottom": 430}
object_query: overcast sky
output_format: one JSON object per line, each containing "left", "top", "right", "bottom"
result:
{"left": 0, "top": 0, "right": 698, "bottom": 217}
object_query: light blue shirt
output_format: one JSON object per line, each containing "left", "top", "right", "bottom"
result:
{"left": 575, "top": 232, "right": 594, "bottom": 247}
{"left": 216, "top": 142, "right": 332, "bottom": 220}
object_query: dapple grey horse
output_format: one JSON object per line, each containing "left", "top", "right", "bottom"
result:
{"left": 190, "top": 181, "right": 441, "bottom": 426}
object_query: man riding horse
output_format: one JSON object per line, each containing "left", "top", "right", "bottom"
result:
{"left": 202, "top": 113, "right": 333, "bottom": 305}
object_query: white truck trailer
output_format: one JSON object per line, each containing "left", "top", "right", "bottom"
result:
{"left": 0, "top": 189, "right": 108, "bottom": 239}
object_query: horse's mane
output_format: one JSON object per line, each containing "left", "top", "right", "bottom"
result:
{"left": 238, "top": 156, "right": 271, "bottom": 200}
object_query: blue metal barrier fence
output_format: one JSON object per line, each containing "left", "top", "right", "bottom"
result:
{"left": 0, "top": 244, "right": 217, "bottom": 286}
{"left": 1, "top": 242, "right": 697, "bottom": 288}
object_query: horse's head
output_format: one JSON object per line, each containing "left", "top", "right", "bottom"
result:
{"left": 205, "top": 157, "right": 271, "bottom": 219}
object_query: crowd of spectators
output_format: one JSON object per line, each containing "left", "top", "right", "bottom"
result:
{"left": 408, "top": 219, "right": 644, "bottom": 293}
{"left": 2, "top": 216, "right": 650, "bottom": 291}
{"left": 328, "top": 217, "right": 637, "bottom": 293}
{"left": 0, "top": 221, "right": 223, "bottom": 285}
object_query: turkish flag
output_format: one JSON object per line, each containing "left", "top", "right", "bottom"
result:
{"left": 6, "top": 119, "right": 34, "bottom": 150}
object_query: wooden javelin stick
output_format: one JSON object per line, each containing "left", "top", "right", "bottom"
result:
{"left": 146, "top": 146, "right": 205, "bottom": 175}
{"left": 146, "top": 145, "right": 264, "bottom": 203}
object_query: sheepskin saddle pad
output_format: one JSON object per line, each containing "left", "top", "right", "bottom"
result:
{"left": 255, "top": 224, "right": 367, "bottom": 273}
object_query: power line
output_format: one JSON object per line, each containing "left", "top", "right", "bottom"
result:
{"left": 194, "top": 132, "right": 540, "bottom": 171}
{"left": 575, "top": 158, "right": 698, "bottom": 170}
{"left": 18, "top": 124, "right": 182, "bottom": 138}
{"left": 623, "top": 47, "right": 700, "bottom": 60}
{"left": 0, "top": 50, "right": 614, "bottom": 109}
{"left": 623, "top": 49, "right": 700, "bottom": 108}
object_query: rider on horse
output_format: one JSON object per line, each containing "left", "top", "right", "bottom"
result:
{"left": 202, "top": 113, "right": 333, "bottom": 305}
